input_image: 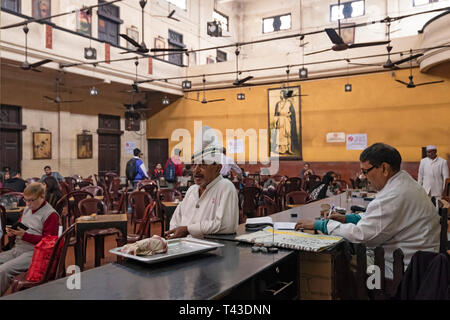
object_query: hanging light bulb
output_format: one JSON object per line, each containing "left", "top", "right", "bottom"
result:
{"left": 89, "top": 86, "right": 98, "bottom": 95}
{"left": 162, "top": 95, "right": 170, "bottom": 105}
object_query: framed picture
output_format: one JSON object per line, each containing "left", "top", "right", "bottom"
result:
{"left": 32, "top": 0, "right": 51, "bottom": 19}
{"left": 77, "top": 134, "right": 93, "bottom": 159}
{"left": 77, "top": 10, "right": 92, "bottom": 36}
{"left": 33, "top": 132, "right": 52, "bottom": 159}
{"left": 268, "top": 86, "right": 302, "bottom": 160}
{"left": 154, "top": 36, "right": 165, "bottom": 50}
{"left": 126, "top": 27, "right": 139, "bottom": 50}
{"left": 340, "top": 23, "right": 355, "bottom": 44}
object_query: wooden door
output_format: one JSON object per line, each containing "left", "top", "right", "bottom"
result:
{"left": 0, "top": 105, "right": 25, "bottom": 172}
{"left": 97, "top": 114, "right": 122, "bottom": 176}
{"left": 147, "top": 139, "right": 168, "bottom": 172}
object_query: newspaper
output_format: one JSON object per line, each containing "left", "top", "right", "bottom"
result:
{"left": 236, "top": 226, "right": 343, "bottom": 252}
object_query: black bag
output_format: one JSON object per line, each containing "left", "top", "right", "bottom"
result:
{"left": 126, "top": 158, "right": 137, "bottom": 182}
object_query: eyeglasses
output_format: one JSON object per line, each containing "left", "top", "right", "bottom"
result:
{"left": 361, "top": 166, "right": 376, "bottom": 175}
{"left": 24, "top": 197, "right": 38, "bottom": 203}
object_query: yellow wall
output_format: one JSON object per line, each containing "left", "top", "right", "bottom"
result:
{"left": 147, "top": 67, "right": 450, "bottom": 163}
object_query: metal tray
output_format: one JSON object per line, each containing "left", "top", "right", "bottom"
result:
{"left": 109, "top": 237, "right": 224, "bottom": 264}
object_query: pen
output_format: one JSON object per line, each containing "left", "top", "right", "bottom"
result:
{"left": 328, "top": 204, "right": 334, "bottom": 219}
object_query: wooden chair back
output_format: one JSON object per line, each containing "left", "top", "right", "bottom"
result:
{"left": 157, "top": 189, "right": 182, "bottom": 202}
{"left": 59, "top": 181, "right": 71, "bottom": 196}
{"left": 134, "top": 202, "right": 158, "bottom": 241}
{"left": 239, "top": 186, "right": 261, "bottom": 219}
{"left": 286, "top": 190, "right": 309, "bottom": 205}
{"left": 242, "top": 177, "right": 257, "bottom": 188}
{"left": 0, "top": 205, "right": 6, "bottom": 251}
{"left": 66, "top": 190, "right": 94, "bottom": 220}
{"left": 81, "top": 185, "right": 104, "bottom": 196}
{"left": 0, "top": 188, "right": 16, "bottom": 195}
{"left": 129, "top": 191, "right": 152, "bottom": 223}
{"left": 263, "top": 195, "right": 279, "bottom": 215}
{"left": 305, "top": 175, "right": 322, "bottom": 193}
{"left": 284, "top": 177, "right": 303, "bottom": 194}
{"left": 77, "top": 180, "right": 94, "bottom": 189}
{"left": 64, "top": 177, "right": 77, "bottom": 192}
{"left": 78, "top": 198, "right": 108, "bottom": 216}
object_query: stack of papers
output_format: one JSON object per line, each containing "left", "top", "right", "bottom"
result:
{"left": 245, "top": 217, "right": 297, "bottom": 231}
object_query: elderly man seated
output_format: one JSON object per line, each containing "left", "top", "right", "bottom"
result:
{"left": 295, "top": 143, "right": 440, "bottom": 278}
{"left": 165, "top": 126, "right": 239, "bottom": 239}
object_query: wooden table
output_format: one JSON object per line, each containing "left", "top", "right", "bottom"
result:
{"left": 74, "top": 213, "right": 127, "bottom": 271}
{"left": 69, "top": 195, "right": 104, "bottom": 201}
{"left": 161, "top": 201, "right": 180, "bottom": 231}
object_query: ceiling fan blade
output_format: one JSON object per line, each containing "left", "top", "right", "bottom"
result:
{"left": 395, "top": 79, "right": 409, "bottom": 86}
{"left": 43, "top": 96, "right": 55, "bottom": 101}
{"left": 325, "top": 28, "right": 345, "bottom": 45}
{"left": 120, "top": 34, "right": 141, "bottom": 48}
{"left": 184, "top": 97, "right": 199, "bottom": 102}
{"left": 414, "top": 80, "right": 444, "bottom": 87}
{"left": 31, "top": 68, "right": 42, "bottom": 72}
{"left": 30, "top": 59, "right": 52, "bottom": 68}
{"left": 169, "top": 17, "right": 180, "bottom": 22}
{"left": 348, "top": 62, "right": 381, "bottom": 67}
{"left": 233, "top": 76, "right": 254, "bottom": 86}
{"left": 348, "top": 40, "right": 390, "bottom": 49}
{"left": 305, "top": 48, "right": 332, "bottom": 56}
{"left": 150, "top": 48, "right": 187, "bottom": 52}
{"left": 60, "top": 100, "right": 83, "bottom": 103}
{"left": 206, "top": 99, "right": 225, "bottom": 103}
{"left": 391, "top": 53, "right": 424, "bottom": 66}
{"left": 167, "top": 9, "right": 176, "bottom": 18}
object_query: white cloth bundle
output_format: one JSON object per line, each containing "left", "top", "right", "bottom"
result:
{"left": 120, "top": 235, "right": 168, "bottom": 256}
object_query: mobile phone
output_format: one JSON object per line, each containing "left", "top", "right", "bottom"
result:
{"left": 12, "top": 222, "right": 29, "bottom": 231}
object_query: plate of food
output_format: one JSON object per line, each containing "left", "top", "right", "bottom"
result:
{"left": 109, "top": 236, "right": 224, "bottom": 264}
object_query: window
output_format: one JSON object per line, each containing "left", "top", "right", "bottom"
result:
{"left": 216, "top": 50, "right": 227, "bottom": 63}
{"left": 330, "top": 0, "right": 364, "bottom": 21}
{"left": 213, "top": 10, "right": 229, "bottom": 31}
{"left": 168, "top": 29, "right": 185, "bottom": 66}
{"left": 262, "top": 14, "right": 291, "bottom": 34}
{"left": 413, "top": 0, "right": 439, "bottom": 6}
{"left": 97, "top": 0, "right": 122, "bottom": 46}
{"left": 1, "top": 0, "right": 21, "bottom": 13}
{"left": 168, "top": 0, "right": 186, "bottom": 10}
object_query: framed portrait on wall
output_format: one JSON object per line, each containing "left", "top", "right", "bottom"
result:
{"left": 126, "top": 27, "right": 139, "bottom": 50}
{"left": 33, "top": 132, "right": 52, "bottom": 159}
{"left": 268, "top": 86, "right": 302, "bottom": 160}
{"left": 340, "top": 23, "right": 355, "bottom": 44}
{"left": 32, "top": 0, "right": 51, "bottom": 19}
{"left": 77, "top": 134, "right": 93, "bottom": 159}
{"left": 77, "top": 9, "right": 92, "bottom": 36}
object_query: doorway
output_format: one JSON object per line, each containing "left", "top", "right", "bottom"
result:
{"left": 97, "top": 114, "right": 122, "bottom": 176}
{"left": 0, "top": 105, "right": 26, "bottom": 172}
{"left": 147, "top": 139, "right": 168, "bottom": 173}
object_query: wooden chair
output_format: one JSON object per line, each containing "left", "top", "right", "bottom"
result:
{"left": 242, "top": 177, "right": 257, "bottom": 188}
{"left": 352, "top": 201, "right": 449, "bottom": 300}
{"left": 257, "top": 195, "right": 279, "bottom": 216}
{"left": 305, "top": 175, "right": 322, "bottom": 193}
{"left": 129, "top": 191, "right": 152, "bottom": 233}
{"left": 443, "top": 178, "right": 450, "bottom": 198}
{"left": 284, "top": 177, "right": 303, "bottom": 194}
{"left": 286, "top": 190, "right": 309, "bottom": 205}
{"left": 109, "top": 187, "right": 128, "bottom": 214}
{"left": 9, "top": 224, "right": 76, "bottom": 293}
{"left": 238, "top": 186, "right": 261, "bottom": 223}
{"left": 105, "top": 172, "right": 118, "bottom": 191}
{"left": 108, "top": 177, "right": 122, "bottom": 202}
{"left": 248, "top": 173, "right": 261, "bottom": 185}
{"left": 77, "top": 180, "right": 94, "bottom": 189}
{"left": 137, "top": 180, "right": 158, "bottom": 199}
{"left": 337, "top": 180, "right": 349, "bottom": 191}
{"left": 157, "top": 189, "right": 182, "bottom": 202}
{"left": 0, "top": 205, "right": 6, "bottom": 251}
{"left": 59, "top": 181, "right": 71, "bottom": 196}
{"left": 66, "top": 190, "right": 94, "bottom": 223}
{"left": 78, "top": 198, "right": 121, "bottom": 267}
{"left": 117, "top": 201, "right": 159, "bottom": 245}
{"left": 64, "top": 177, "right": 77, "bottom": 192}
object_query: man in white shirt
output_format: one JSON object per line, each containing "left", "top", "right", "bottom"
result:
{"left": 165, "top": 126, "right": 239, "bottom": 239}
{"left": 295, "top": 143, "right": 440, "bottom": 278}
{"left": 418, "top": 145, "right": 449, "bottom": 199}
{"left": 220, "top": 147, "right": 242, "bottom": 179}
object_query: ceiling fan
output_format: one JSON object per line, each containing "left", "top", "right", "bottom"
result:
{"left": 346, "top": 23, "right": 423, "bottom": 70}
{"left": 8, "top": 25, "right": 52, "bottom": 72}
{"left": 120, "top": 1, "right": 185, "bottom": 54}
{"left": 233, "top": 47, "right": 254, "bottom": 86}
{"left": 395, "top": 49, "right": 444, "bottom": 89}
{"left": 281, "top": 66, "right": 309, "bottom": 98}
{"left": 306, "top": 0, "right": 390, "bottom": 56}
{"left": 184, "top": 76, "right": 225, "bottom": 104}
{"left": 44, "top": 77, "right": 83, "bottom": 104}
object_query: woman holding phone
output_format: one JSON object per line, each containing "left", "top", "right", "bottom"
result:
{"left": 0, "top": 182, "right": 59, "bottom": 296}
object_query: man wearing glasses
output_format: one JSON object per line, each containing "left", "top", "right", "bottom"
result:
{"left": 418, "top": 145, "right": 449, "bottom": 199}
{"left": 295, "top": 143, "right": 440, "bottom": 278}
{"left": 0, "top": 183, "right": 59, "bottom": 296}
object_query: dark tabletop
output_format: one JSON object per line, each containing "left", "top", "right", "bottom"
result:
{"left": 2, "top": 240, "right": 294, "bottom": 300}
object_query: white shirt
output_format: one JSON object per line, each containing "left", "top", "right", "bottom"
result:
{"left": 170, "top": 175, "right": 239, "bottom": 238}
{"left": 418, "top": 156, "right": 449, "bottom": 197}
{"left": 220, "top": 154, "right": 242, "bottom": 177}
{"left": 327, "top": 170, "right": 440, "bottom": 277}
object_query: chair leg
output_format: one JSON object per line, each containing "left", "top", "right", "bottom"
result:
{"left": 94, "top": 236, "right": 103, "bottom": 267}
{"left": 100, "top": 235, "right": 105, "bottom": 258}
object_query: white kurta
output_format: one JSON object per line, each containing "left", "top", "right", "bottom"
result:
{"left": 170, "top": 175, "right": 239, "bottom": 238}
{"left": 327, "top": 170, "right": 440, "bottom": 276}
{"left": 418, "top": 156, "right": 449, "bottom": 197}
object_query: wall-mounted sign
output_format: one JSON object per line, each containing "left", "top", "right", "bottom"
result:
{"left": 227, "top": 139, "right": 244, "bottom": 154}
{"left": 326, "top": 132, "right": 345, "bottom": 143}
{"left": 125, "top": 141, "right": 137, "bottom": 154}
{"left": 346, "top": 134, "right": 367, "bottom": 150}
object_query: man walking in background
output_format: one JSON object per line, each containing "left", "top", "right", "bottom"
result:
{"left": 418, "top": 145, "right": 449, "bottom": 199}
